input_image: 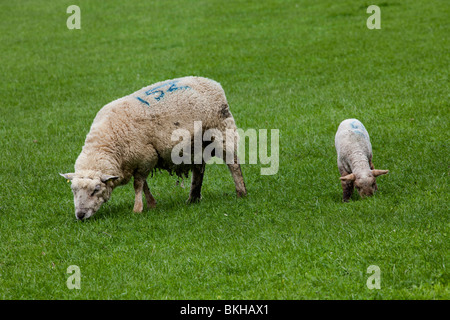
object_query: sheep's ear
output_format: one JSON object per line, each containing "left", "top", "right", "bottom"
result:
{"left": 372, "top": 169, "right": 389, "bottom": 177}
{"left": 340, "top": 173, "right": 356, "bottom": 181}
{"left": 101, "top": 175, "right": 119, "bottom": 183}
{"left": 60, "top": 173, "right": 75, "bottom": 180}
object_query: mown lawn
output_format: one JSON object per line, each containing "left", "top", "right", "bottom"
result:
{"left": 0, "top": 0, "right": 448, "bottom": 299}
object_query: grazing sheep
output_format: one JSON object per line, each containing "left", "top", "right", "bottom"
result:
{"left": 335, "top": 119, "right": 388, "bottom": 202}
{"left": 60, "top": 76, "right": 247, "bottom": 220}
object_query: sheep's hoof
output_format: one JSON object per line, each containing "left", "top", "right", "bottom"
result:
{"left": 236, "top": 190, "right": 247, "bottom": 198}
{"left": 147, "top": 200, "right": 157, "bottom": 209}
{"left": 187, "top": 196, "right": 201, "bottom": 204}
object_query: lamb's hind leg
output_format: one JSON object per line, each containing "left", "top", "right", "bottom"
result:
{"left": 188, "top": 163, "right": 205, "bottom": 203}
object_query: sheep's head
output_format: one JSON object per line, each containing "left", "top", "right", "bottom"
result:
{"left": 340, "top": 170, "right": 388, "bottom": 198}
{"left": 60, "top": 172, "right": 119, "bottom": 220}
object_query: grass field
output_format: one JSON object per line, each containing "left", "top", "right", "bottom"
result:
{"left": 0, "top": 0, "right": 448, "bottom": 299}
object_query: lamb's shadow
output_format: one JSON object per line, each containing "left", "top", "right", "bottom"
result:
{"left": 327, "top": 185, "right": 361, "bottom": 204}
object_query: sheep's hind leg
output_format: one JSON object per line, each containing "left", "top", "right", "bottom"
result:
{"left": 221, "top": 114, "right": 247, "bottom": 198}
{"left": 187, "top": 163, "right": 205, "bottom": 203}
{"left": 227, "top": 155, "right": 247, "bottom": 198}
{"left": 143, "top": 180, "right": 157, "bottom": 208}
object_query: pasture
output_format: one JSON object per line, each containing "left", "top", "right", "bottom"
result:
{"left": 0, "top": 0, "right": 448, "bottom": 299}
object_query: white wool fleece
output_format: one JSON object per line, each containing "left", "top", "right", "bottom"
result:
{"left": 334, "top": 118, "right": 388, "bottom": 201}
{"left": 75, "top": 76, "right": 238, "bottom": 185}
{"left": 62, "top": 76, "right": 247, "bottom": 220}
{"left": 335, "top": 118, "right": 373, "bottom": 175}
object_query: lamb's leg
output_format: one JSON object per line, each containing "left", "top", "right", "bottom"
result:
{"left": 133, "top": 177, "right": 145, "bottom": 212}
{"left": 143, "top": 180, "right": 157, "bottom": 208}
{"left": 339, "top": 169, "right": 354, "bottom": 202}
{"left": 188, "top": 163, "right": 205, "bottom": 203}
{"left": 226, "top": 154, "right": 247, "bottom": 198}
{"left": 369, "top": 158, "right": 378, "bottom": 191}
{"left": 341, "top": 179, "right": 354, "bottom": 202}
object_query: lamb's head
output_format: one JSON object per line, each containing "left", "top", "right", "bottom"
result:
{"left": 60, "top": 172, "right": 119, "bottom": 220}
{"left": 340, "top": 169, "right": 388, "bottom": 198}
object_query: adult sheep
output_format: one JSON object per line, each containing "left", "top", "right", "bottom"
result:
{"left": 335, "top": 119, "right": 388, "bottom": 202}
{"left": 60, "top": 76, "right": 247, "bottom": 220}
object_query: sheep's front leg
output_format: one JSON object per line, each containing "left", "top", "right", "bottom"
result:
{"left": 188, "top": 163, "right": 205, "bottom": 203}
{"left": 143, "top": 180, "right": 157, "bottom": 208}
{"left": 133, "top": 178, "right": 145, "bottom": 213}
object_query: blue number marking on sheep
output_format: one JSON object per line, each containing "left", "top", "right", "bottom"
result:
{"left": 167, "top": 82, "right": 189, "bottom": 92}
{"left": 136, "top": 97, "right": 150, "bottom": 106}
{"left": 148, "top": 89, "right": 165, "bottom": 101}
{"left": 136, "top": 80, "right": 190, "bottom": 106}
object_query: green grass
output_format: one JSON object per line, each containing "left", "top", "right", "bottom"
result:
{"left": 0, "top": 0, "right": 448, "bottom": 299}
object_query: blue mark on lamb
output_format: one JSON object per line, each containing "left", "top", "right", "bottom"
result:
{"left": 350, "top": 120, "right": 365, "bottom": 130}
{"left": 350, "top": 120, "right": 368, "bottom": 139}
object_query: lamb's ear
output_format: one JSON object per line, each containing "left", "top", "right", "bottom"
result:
{"left": 340, "top": 173, "right": 356, "bottom": 181}
{"left": 101, "top": 175, "right": 119, "bottom": 183}
{"left": 372, "top": 169, "right": 389, "bottom": 177}
{"left": 60, "top": 173, "right": 75, "bottom": 180}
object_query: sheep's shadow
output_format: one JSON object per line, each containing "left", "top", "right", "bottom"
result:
{"left": 85, "top": 188, "right": 245, "bottom": 221}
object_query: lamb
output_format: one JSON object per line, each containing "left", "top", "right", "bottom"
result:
{"left": 60, "top": 76, "right": 247, "bottom": 220}
{"left": 335, "top": 119, "right": 388, "bottom": 202}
